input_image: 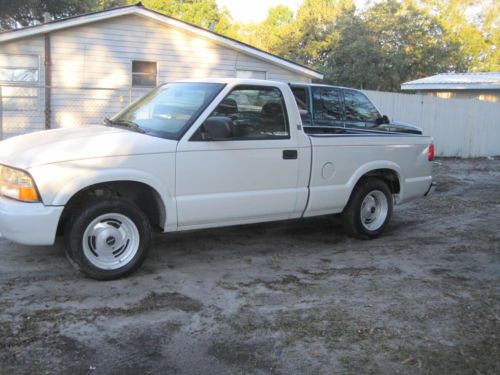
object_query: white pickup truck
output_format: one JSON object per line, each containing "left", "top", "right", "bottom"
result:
{"left": 0, "top": 79, "right": 434, "bottom": 280}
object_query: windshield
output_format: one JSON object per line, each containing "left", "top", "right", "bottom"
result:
{"left": 111, "top": 82, "right": 224, "bottom": 140}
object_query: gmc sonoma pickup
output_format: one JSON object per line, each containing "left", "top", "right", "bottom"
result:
{"left": 0, "top": 79, "right": 434, "bottom": 280}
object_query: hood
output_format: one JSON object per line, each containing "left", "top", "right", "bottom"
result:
{"left": 0, "top": 125, "right": 177, "bottom": 169}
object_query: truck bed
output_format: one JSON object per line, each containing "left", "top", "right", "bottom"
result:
{"left": 303, "top": 131, "right": 433, "bottom": 217}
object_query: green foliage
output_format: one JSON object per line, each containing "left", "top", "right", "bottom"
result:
{"left": 0, "top": 0, "right": 106, "bottom": 29}
{"left": 234, "top": 5, "right": 295, "bottom": 52}
{"left": 276, "top": 0, "right": 356, "bottom": 66}
{"left": 131, "top": 0, "right": 234, "bottom": 33}
{"left": 418, "top": 0, "right": 499, "bottom": 72}
{"left": 325, "top": 0, "right": 465, "bottom": 90}
{"left": 243, "top": 0, "right": 496, "bottom": 90}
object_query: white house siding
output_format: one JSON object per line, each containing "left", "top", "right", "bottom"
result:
{"left": 5, "top": 14, "right": 308, "bottom": 129}
{"left": 235, "top": 53, "right": 310, "bottom": 83}
{"left": 0, "top": 36, "right": 46, "bottom": 137}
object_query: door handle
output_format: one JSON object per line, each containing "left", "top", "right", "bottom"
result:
{"left": 283, "top": 150, "right": 298, "bottom": 160}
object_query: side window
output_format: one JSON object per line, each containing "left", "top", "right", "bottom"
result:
{"left": 344, "top": 90, "right": 380, "bottom": 123}
{"left": 198, "top": 86, "right": 289, "bottom": 140}
{"left": 312, "top": 87, "right": 343, "bottom": 122}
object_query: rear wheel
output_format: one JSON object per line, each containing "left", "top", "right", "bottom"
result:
{"left": 342, "top": 178, "right": 393, "bottom": 239}
{"left": 65, "top": 198, "right": 152, "bottom": 280}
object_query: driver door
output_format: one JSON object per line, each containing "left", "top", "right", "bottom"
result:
{"left": 175, "top": 85, "right": 301, "bottom": 229}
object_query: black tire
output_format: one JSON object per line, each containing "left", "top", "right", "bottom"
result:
{"left": 342, "top": 178, "right": 393, "bottom": 239}
{"left": 64, "top": 198, "right": 152, "bottom": 280}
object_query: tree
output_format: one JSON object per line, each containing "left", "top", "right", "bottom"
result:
{"left": 417, "top": 0, "right": 498, "bottom": 71}
{"left": 132, "top": 0, "right": 235, "bottom": 34}
{"left": 316, "top": 0, "right": 465, "bottom": 90}
{"left": 360, "top": 0, "right": 463, "bottom": 88}
{"left": 0, "top": 0, "right": 232, "bottom": 33}
{"left": 1, "top": 0, "right": 93, "bottom": 29}
{"left": 324, "top": 14, "right": 385, "bottom": 89}
{"left": 0, "top": 0, "right": 128, "bottom": 30}
{"left": 275, "top": 0, "right": 356, "bottom": 67}
{"left": 234, "top": 5, "right": 294, "bottom": 52}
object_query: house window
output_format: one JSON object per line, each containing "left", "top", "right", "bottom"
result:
{"left": 236, "top": 70, "right": 267, "bottom": 80}
{"left": 132, "top": 61, "right": 157, "bottom": 87}
{"left": 477, "top": 94, "right": 497, "bottom": 102}
{"left": 0, "top": 53, "right": 39, "bottom": 111}
{"left": 435, "top": 92, "right": 453, "bottom": 99}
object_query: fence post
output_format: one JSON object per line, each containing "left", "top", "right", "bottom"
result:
{"left": 0, "top": 86, "right": 3, "bottom": 140}
{"left": 44, "top": 33, "right": 52, "bottom": 129}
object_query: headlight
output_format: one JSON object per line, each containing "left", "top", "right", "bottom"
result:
{"left": 0, "top": 165, "right": 40, "bottom": 202}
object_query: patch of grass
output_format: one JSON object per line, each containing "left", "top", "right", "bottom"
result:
{"left": 229, "top": 306, "right": 389, "bottom": 350}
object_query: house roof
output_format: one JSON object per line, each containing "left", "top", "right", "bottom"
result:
{"left": 0, "top": 3, "right": 323, "bottom": 80}
{"left": 401, "top": 72, "right": 500, "bottom": 91}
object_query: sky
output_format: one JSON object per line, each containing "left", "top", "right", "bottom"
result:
{"left": 216, "top": 0, "right": 369, "bottom": 23}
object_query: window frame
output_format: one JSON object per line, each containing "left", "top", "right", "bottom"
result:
{"left": 191, "top": 84, "right": 291, "bottom": 142}
{"left": 130, "top": 60, "right": 158, "bottom": 88}
{"left": 0, "top": 53, "right": 40, "bottom": 112}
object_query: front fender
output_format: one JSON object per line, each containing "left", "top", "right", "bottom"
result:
{"left": 28, "top": 155, "right": 177, "bottom": 231}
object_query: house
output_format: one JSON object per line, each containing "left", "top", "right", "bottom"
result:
{"left": 0, "top": 3, "right": 322, "bottom": 138}
{"left": 401, "top": 72, "right": 500, "bottom": 102}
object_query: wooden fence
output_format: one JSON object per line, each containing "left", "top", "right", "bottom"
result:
{"left": 363, "top": 90, "right": 500, "bottom": 157}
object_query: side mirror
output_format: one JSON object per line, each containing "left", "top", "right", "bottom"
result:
{"left": 376, "top": 115, "right": 390, "bottom": 125}
{"left": 202, "top": 116, "right": 233, "bottom": 140}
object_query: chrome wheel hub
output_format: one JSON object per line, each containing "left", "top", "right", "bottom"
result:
{"left": 360, "top": 190, "right": 388, "bottom": 231}
{"left": 82, "top": 213, "right": 140, "bottom": 270}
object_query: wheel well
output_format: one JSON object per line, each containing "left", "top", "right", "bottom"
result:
{"left": 358, "top": 169, "right": 400, "bottom": 194}
{"left": 57, "top": 181, "right": 165, "bottom": 236}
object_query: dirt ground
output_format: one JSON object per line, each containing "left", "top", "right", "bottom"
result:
{"left": 1, "top": 158, "right": 499, "bottom": 375}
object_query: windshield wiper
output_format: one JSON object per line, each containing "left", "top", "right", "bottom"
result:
{"left": 103, "top": 117, "right": 146, "bottom": 134}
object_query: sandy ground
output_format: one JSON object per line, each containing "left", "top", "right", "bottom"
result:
{"left": 1, "top": 158, "right": 499, "bottom": 375}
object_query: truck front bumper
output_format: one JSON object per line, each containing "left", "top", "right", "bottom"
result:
{"left": 0, "top": 197, "right": 63, "bottom": 245}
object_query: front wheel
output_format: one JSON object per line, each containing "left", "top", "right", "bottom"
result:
{"left": 342, "top": 178, "right": 393, "bottom": 239}
{"left": 65, "top": 198, "right": 152, "bottom": 280}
